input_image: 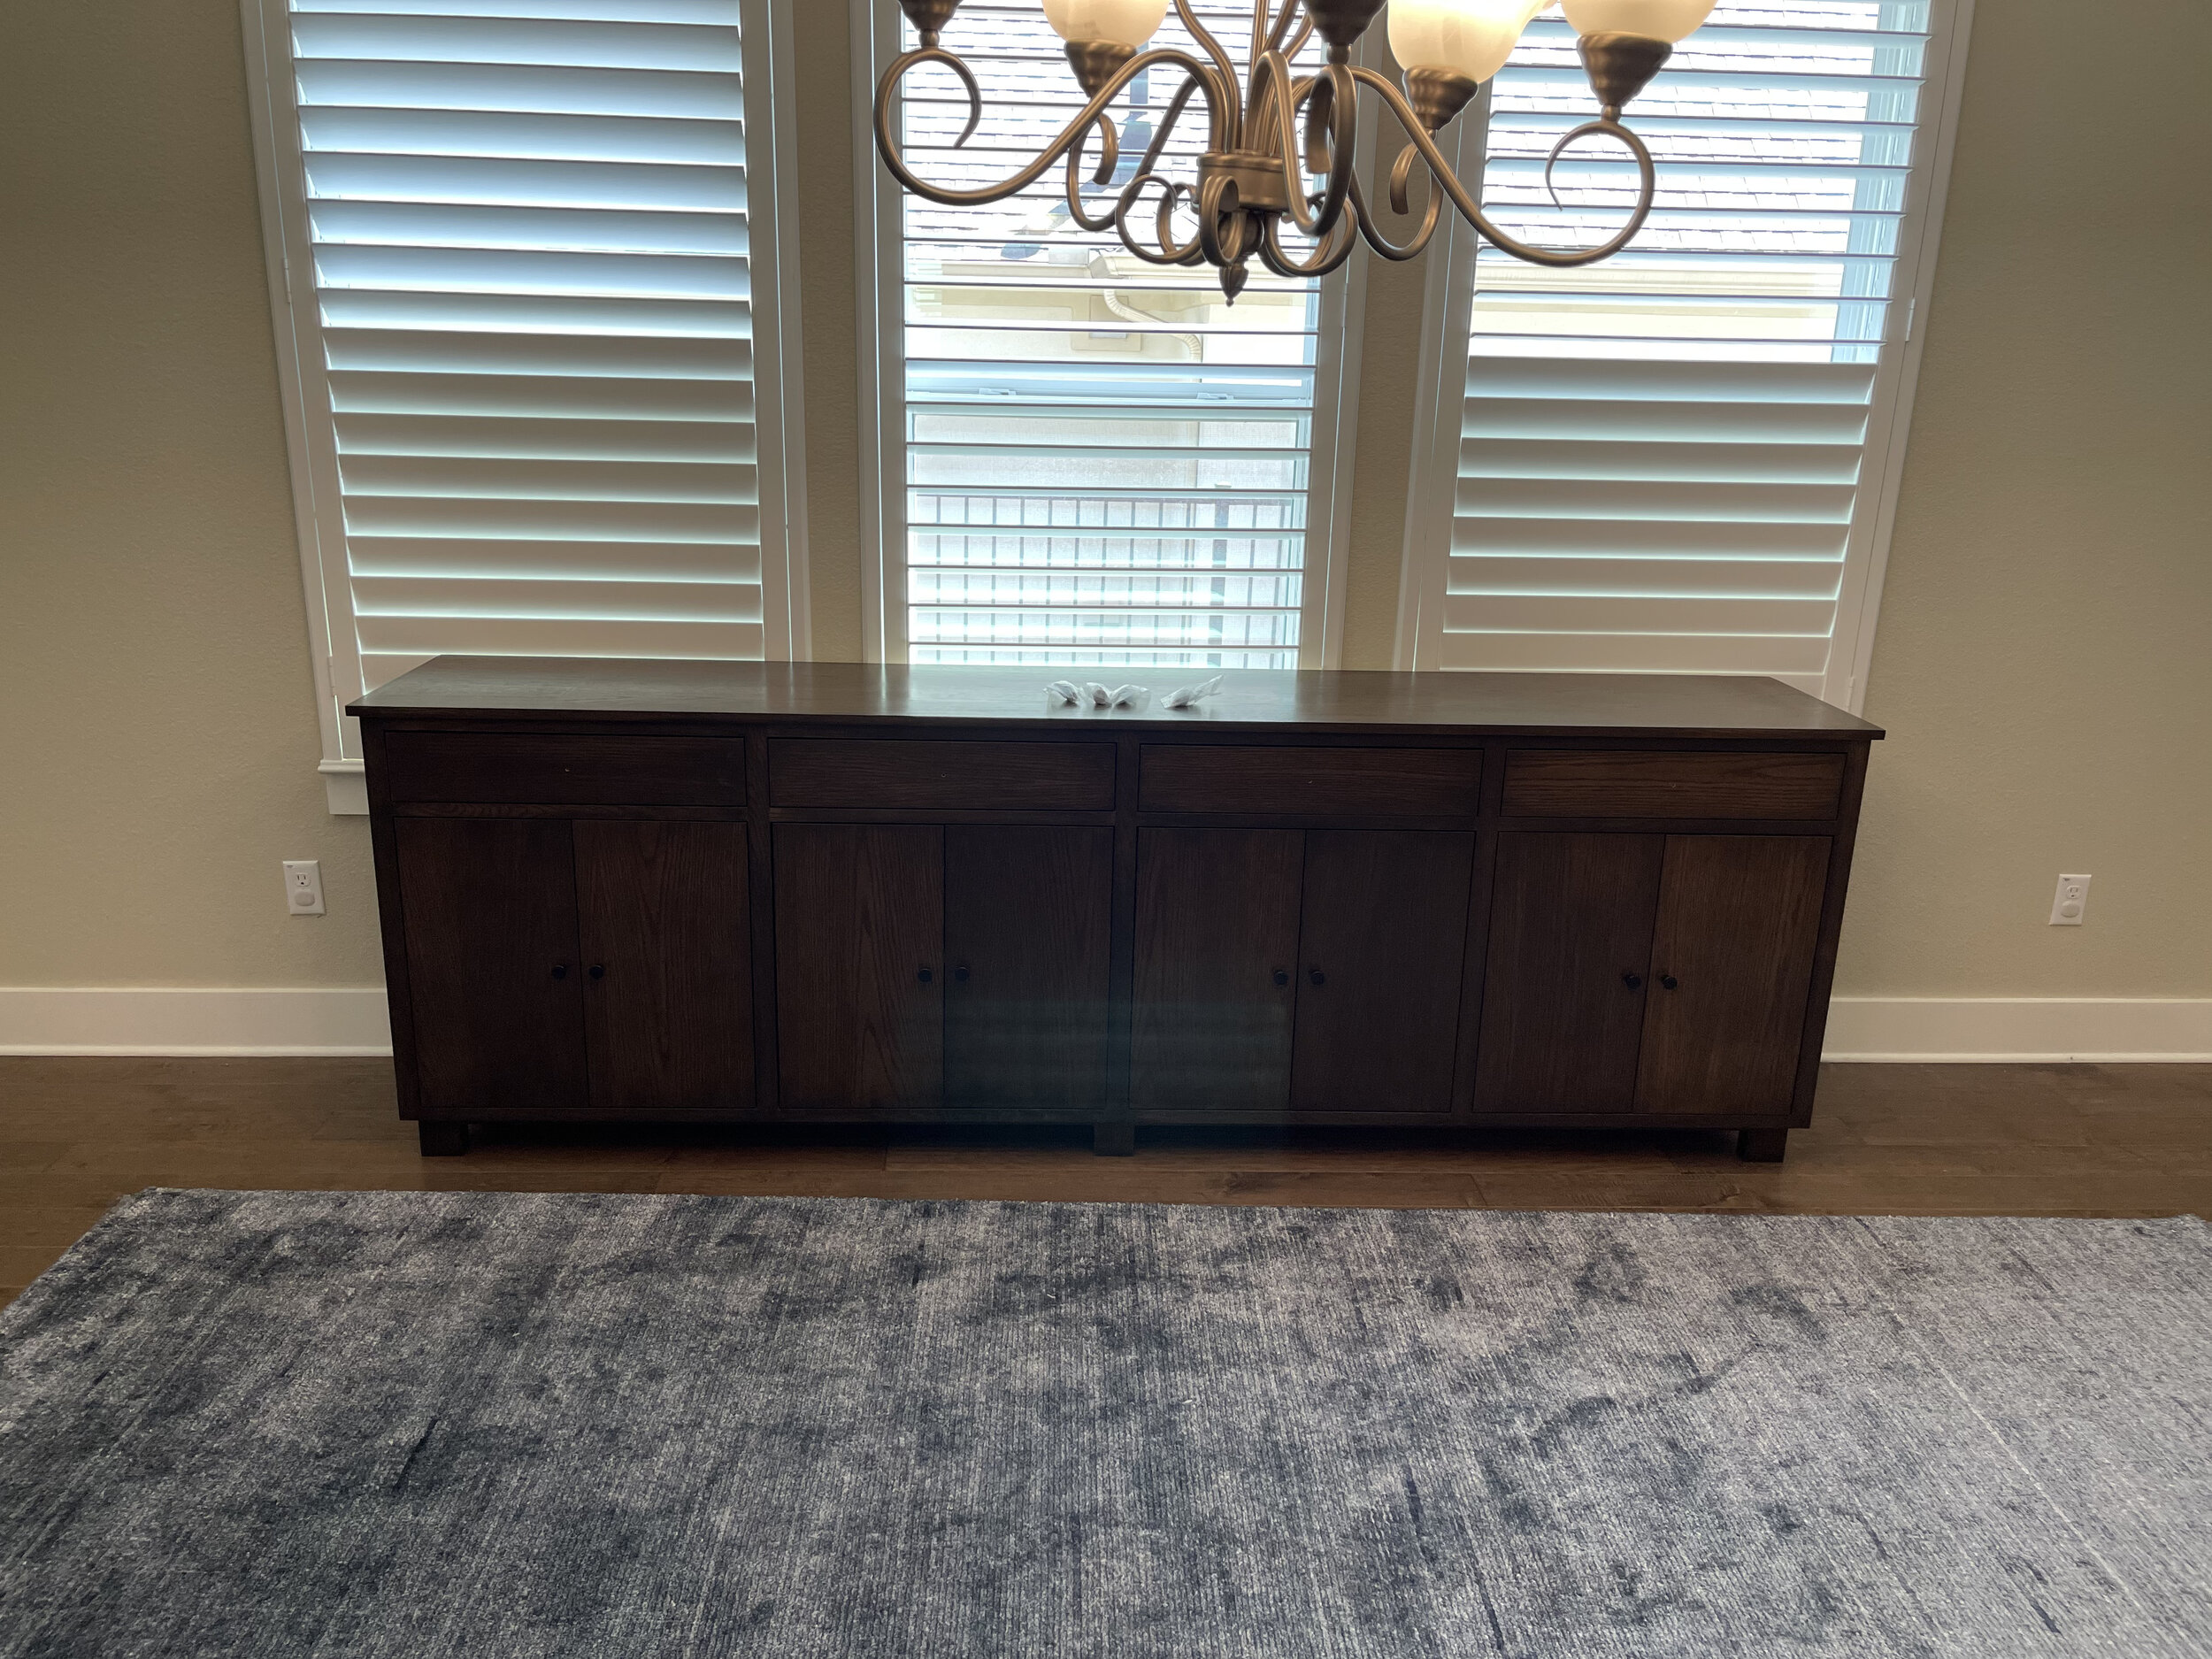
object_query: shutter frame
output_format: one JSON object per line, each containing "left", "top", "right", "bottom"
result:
{"left": 850, "top": 0, "right": 1370, "bottom": 670}
{"left": 1396, "top": 0, "right": 1975, "bottom": 710}
{"left": 242, "top": 0, "right": 807, "bottom": 801}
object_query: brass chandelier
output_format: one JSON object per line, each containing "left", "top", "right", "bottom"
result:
{"left": 872, "top": 0, "right": 1716, "bottom": 299}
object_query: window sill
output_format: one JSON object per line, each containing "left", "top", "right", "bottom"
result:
{"left": 320, "top": 761, "right": 367, "bottom": 817}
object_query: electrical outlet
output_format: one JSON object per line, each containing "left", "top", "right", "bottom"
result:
{"left": 283, "top": 859, "right": 326, "bottom": 917}
{"left": 2048, "top": 872, "right": 2091, "bottom": 926}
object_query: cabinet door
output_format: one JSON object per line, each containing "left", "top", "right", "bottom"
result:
{"left": 773, "top": 824, "right": 944, "bottom": 1111}
{"left": 1475, "top": 833, "right": 1664, "bottom": 1113}
{"left": 1132, "top": 829, "right": 1302, "bottom": 1112}
{"left": 1635, "top": 835, "right": 1829, "bottom": 1116}
{"left": 396, "top": 818, "right": 587, "bottom": 1114}
{"left": 944, "top": 826, "right": 1113, "bottom": 1112}
{"left": 1289, "top": 831, "right": 1474, "bottom": 1115}
{"left": 574, "top": 820, "right": 753, "bottom": 1113}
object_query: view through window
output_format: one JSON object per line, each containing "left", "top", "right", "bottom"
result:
{"left": 891, "top": 4, "right": 1342, "bottom": 668}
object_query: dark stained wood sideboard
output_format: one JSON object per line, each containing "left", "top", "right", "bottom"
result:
{"left": 350, "top": 658, "right": 1882, "bottom": 1161}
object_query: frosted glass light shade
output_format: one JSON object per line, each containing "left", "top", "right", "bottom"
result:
{"left": 1041, "top": 0, "right": 1170, "bottom": 48}
{"left": 1387, "top": 0, "right": 1548, "bottom": 84}
{"left": 1559, "top": 0, "right": 1715, "bottom": 43}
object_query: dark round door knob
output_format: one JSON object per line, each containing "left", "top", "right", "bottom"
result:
{"left": 1308, "top": 968, "right": 1326, "bottom": 987}
{"left": 1621, "top": 971, "right": 1642, "bottom": 989}
{"left": 588, "top": 964, "right": 605, "bottom": 981}
{"left": 953, "top": 964, "right": 971, "bottom": 983}
{"left": 918, "top": 966, "right": 934, "bottom": 984}
{"left": 1271, "top": 968, "right": 1290, "bottom": 987}
{"left": 550, "top": 964, "right": 568, "bottom": 980}
{"left": 1660, "top": 973, "right": 1679, "bottom": 991}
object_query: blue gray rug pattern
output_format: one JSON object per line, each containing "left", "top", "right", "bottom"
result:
{"left": 3, "top": 1191, "right": 2209, "bottom": 1657}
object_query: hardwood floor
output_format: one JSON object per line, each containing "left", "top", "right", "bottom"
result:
{"left": 3, "top": 1056, "right": 2207, "bottom": 1308}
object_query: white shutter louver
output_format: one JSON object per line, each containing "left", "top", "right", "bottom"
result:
{"left": 878, "top": 4, "right": 1356, "bottom": 668}
{"left": 1408, "top": 0, "right": 1961, "bottom": 698}
{"left": 254, "top": 0, "right": 800, "bottom": 731}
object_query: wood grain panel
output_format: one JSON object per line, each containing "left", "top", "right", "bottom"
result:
{"left": 1132, "top": 830, "right": 1303, "bottom": 1112}
{"left": 383, "top": 732, "right": 745, "bottom": 805}
{"left": 770, "top": 740, "right": 1115, "bottom": 810}
{"left": 1636, "top": 835, "right": 1831, "bottom": 1116}
{"left": 1503, "top": 750, "right": 1844, "bottom": 819}
{"left": 1140, "top": 745, "right": 1479, "bottom": 816}
{"left": 394, "top": 818, "right": 587, "bottom": 1114}
{"left": 772, "top": 825, "right": 944, "bottom": 1112}
{"left": 1475, "top": 833, "right": 1664, "bottom": 1114}
{"left": 1290, "top": 832, "right": 1475, "bottom": 1115}
{"left": 574, "top": 820, "right": 753, "bottom": 1113}
{"left": 352, "top": 657, "right": 1885, "bottom": 741}
{"left": 944, "top": 826, "right": 1113, "bottom": 1113}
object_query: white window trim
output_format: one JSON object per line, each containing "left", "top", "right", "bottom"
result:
{"left": 1394, "top": 0, "right": 1977, "bottom": 714}
{"left": 238, "top": 0, "right": 812, "bottom": 814}
{"left": 848, "top": 3, "right": 1373, "bottom": 669}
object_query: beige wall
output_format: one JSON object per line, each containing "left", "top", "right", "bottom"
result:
{"left": 2, "top": 0, "right": 2206, "bottom": 999}
{"left": 1, "top": 1, "right": 385, "bottom": 987}
{"left": 1829, "top": 0, "right": 2212, "bottom": 995}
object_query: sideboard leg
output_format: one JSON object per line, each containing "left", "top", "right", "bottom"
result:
{"left": 418, "top": 1121, "right": 471, "bottom": 1157}
{"left": 1738, "top": 1128, "right": 1788, "bottom": 1163}
{"left": 1092, "top": 1121, "right": 1135, "bottom": 1157}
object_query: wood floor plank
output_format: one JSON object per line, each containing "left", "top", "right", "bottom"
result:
{"left": 1, "top": 1057, "right": 2207, "bottom": 1309}
{"left": 872, "top": 1169, "right": 1487, "bottom": 1209}
{"left": 662, "top": 1143, "right": 891, "bottom": 1173}
{"left": 654, "top": 1170, "right": 911, "bottom": 1200}
{"left": 1471, "top": 1174, "right": 1785, "bottom": 1214}
{"left": 0, "top": 1206, "right": 113, "bottom": 1248}
{"left": 0, "top": 1245, "right": 70, "bottom": 1287}
{"left": 419, "top": 1171, "right": 669, "bottom": 1196}
{"left": 883, "top": 1130, "right": 1746, "bottom": 1176}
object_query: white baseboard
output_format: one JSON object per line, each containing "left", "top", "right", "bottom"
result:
{"left": 1, "top": 988, "right": 2206, "bottom": 1064}
{"left": 0, "top": 988, "right": 392, "bottom": 1056}
{"left": 1823, "top": 997, "right": 2212, "bottom": 1063}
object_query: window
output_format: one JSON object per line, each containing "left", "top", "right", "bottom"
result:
{"left": 853, "top": 3, "right": 1366, "bottom": 669}
{"left": 242, "top": 0, "right": 806, "bottom": 811}
{"left": 1396, "top": 1, "right": 1970, "bottom": 707}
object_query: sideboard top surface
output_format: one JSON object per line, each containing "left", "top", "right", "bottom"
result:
{"left": 349, "top": 657, "right": 1885, "bottom": 741}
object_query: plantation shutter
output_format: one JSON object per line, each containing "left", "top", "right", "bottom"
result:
{"left": 1407, "top": 0, "right": 1961, "bottom": 700}
{"left": 254, "top": 0, "right": 801, "bottom": 741}
{"left": 877, "top": 3, "right": 1357, "bottom": 669}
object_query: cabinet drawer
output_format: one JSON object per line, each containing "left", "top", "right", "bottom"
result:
{"left": 381, "top": 733, "right": 746, "bottom": 805}
{"left": 1503, "top": 750, "right": 1844, "bottom": 819}
{"left": 770, "top": 740, "right": 1116, "bottom": 810}
{"left": 1140, "top": 745, "right": 1479, "bottom": 816}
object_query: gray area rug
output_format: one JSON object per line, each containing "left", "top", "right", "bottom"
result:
{"left": 3, "top": 1192, "right": 2209, "bottom": 1657}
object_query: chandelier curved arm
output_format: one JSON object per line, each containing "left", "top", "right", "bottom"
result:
{"left": 1249, "top": 53, "right": 1354, "bottom": 239}
{"left": 1195, "top": 172, "right": 1261, "bottom": 268}
{"left": 1094, "top": 171, "right": 1210, "bottom": 267}
{"left": 1345, "top": 167, "right": 1445, "bottom": 261}
{"left": 1168, "top": 184, "right": 1211, "bottom": 265}
{"left": 1063, "top": 121, "right": 1119, "bottom": 232}
{"left": 1065, "top": 66, "right": 1210, "bottom": 235}
{"left": 873, "top": 44, "right": 1225, "bottom": 209}
{"left": 1264, "top": 0, "right": 1311, "bottom": 58}
{"left": 1388, "top": 142, "right": 1421, "bottom": 216}
{"left": 1258, "top": 196, "right": 1360, "bottom": 279}
{"left": 1347, "top": 65, "right": 1658, "bottom": 268}
{"left": 1175, "top": 0, "right": 1247, "bottom": 145}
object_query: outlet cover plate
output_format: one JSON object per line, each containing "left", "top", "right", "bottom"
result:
{"left": 2049, "top": 872, "right": 2091, "bottom": 926}
{"left": 283, "top": 859, "right": 326, "bottom": 917}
